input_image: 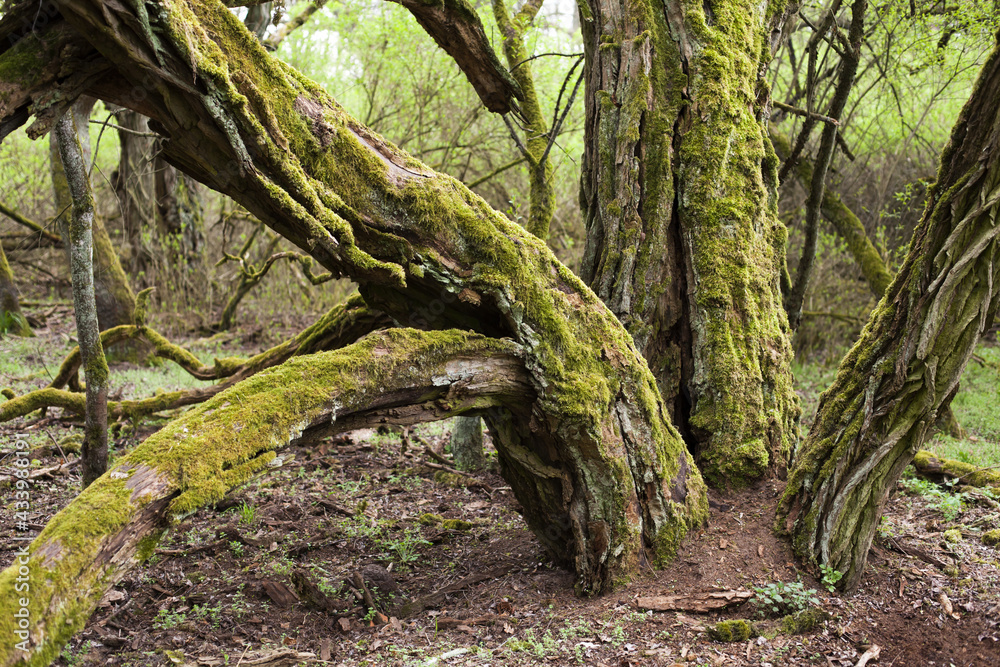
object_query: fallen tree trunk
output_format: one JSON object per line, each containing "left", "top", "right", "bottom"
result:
{"left": 0, "top": 329, "right": 531, "bottom": 666}
{"left": 911, "top": 450, "right": 1000, "bottom": 490}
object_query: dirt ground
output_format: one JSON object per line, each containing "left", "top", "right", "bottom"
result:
{"left": 1, "top": 314, "right": 999, "bottom": 667}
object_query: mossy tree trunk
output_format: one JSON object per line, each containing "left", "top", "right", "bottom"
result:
{"left": 777, "top": 39, "right": 1000, "bottom": 591}
{"left": 0, "top": 241, "right": 33, "bottom": 337}
{"left": 54, "top": 112, "right": 110, "bottom": 488}
{"left": 0, "top": 0, "right": 708, "bottom": 610}
{"left": 49, "top": 98, "right": 137, "bottom": 331}
{"left": 577, "top": 0, "right": 799, "bottom": 486}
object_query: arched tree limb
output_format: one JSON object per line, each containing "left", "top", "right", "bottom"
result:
{"left": 0, "top": 329, "right": 532, "bottom": 667}
{"left": 1, "top": 297, "right": 391, "bottom": 422}
{"left": 778, "top": 38, "right": 1000, "bottom": 591}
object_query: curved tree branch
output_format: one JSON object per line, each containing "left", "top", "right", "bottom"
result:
{"left": 0, "top": 329, "right": 531, "bottom": 666}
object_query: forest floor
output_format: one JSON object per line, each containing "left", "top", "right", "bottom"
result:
{"left": 2, "top": 304, "right": 1000, "bottom": 667}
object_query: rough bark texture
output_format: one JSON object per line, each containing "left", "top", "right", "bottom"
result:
{"left": 0, "top": 329, "right": 533, "bottom": 667}
{"left": 0, "top": 0, "right": 708, "bottom": 599}
{"left": 778, "top": 39, "right": 1000, "bottom": 591}
{"left": 49, "top": 99, "right": 137, "bottom": 331}
{"left": 55, "top": 113, "right": 110, "bottom": 488}
{"left": 577, "top": 0, "right": 799, "bottom": 485}
{"left": 0, "top": 241, "right": 32, "bottom": 336}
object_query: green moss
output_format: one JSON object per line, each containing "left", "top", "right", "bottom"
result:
{"left": 707, "top": 619, "right": 756, "bottom": 642}
{"left": 779, "top": 608, "right": 829, "bottom": 634}
{"left": 441, "top": 519, "right": 474, "bottom": 531}
{"left": 418, "top": 513, "right": 443, "bottom": 526}
{"left": 982, "top": 529, "right": 1000, "bottom": 547}
{"left": 943, "top": 528, "right": 963, "bottom": 543}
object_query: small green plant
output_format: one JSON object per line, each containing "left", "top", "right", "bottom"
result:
{"left": 153, "top": 608, "right": 188, "bottom": 630}
{"left": 819, "top": 564, "right": 843, "bottom": 592}
{"left": 229, "top": 540, "right": 245, "bottom": 558}
{"left": 752, "top": 580, "right": 821, "bottom": 617}
{"left": 237, "top": 501, "right": 258, "bottom": 526}
{"left": 60, "top": 640, "right": 93, "bottom": 667}
{"left": 386, "top": 527, "right": 432, "bottom": 566}
{"left": 900, "top": 477, "right": 967, "bottom": 520}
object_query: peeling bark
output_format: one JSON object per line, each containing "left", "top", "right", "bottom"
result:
{"left": 778, "top": 39, "right": 1000, "bottom": 591}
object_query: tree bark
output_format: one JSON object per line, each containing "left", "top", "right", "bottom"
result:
{"left": 54, "top": 112, "right": 110, "bottom": 488}
{"left": 0, "top": 0, "right": 708, "bottom": 597}
{"left": 451, "top": 415, "right": 485, "bottom": 471}
{"left": 49, "top": 99, "right": 137, "bottom": 331}
{"left": 778, "top": 38, "right": 1000, "bottom": 591}
{"left": 577, "top": 0, "right": 799, "bottom": 485}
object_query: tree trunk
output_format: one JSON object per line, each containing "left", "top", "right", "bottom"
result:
{"left": 0, "top": 0, "right": 708, "bottom": 598}
{"left": 153, "top": 153, "right": 205, "bottom": 264}
{"left": 451, "top": 415, "right": 485, "bottom": 472}
{"left": 0, "top": 241, "right": 32, "bottom": 337}
{"left": 49, "top": 98, "right": 136, "bottom": 331}
{"left": 111, "top": 108, "right": 157, "bottom": 280}
{"left": 577, "top": 0, "right": 800, "bottom": 485}
{"left": 55, "top": 112, "right": 110, "bottom": 488}
{"left": 777, "top": 38, "right": 1000, "bottom": 591}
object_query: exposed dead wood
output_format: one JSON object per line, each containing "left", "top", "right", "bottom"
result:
{"left": 635, "top": 590, "right": 753, "bottom": 613}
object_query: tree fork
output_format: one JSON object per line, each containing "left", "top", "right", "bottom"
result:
{"left": 778, "top": 38, "right": 1000, "bottom": 591}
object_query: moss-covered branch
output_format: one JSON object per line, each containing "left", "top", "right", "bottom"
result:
{"left": 0, "top": 201, "right": 62, "bottom": 246}
{"left": 778, "top": 38, "right": 1000, "bottom": 591}
{"left": 911, "top": 450, "right": 1000, "bottom": 490}
{"left": 770, "top": 131, "right": 893, "bottom": 299}
{"left": 0, "top": 241, "right": 32, "bottom": 337}
{"left": 1, "top": 296, "right": 391, "bottom": 422}
{"left": 0, "top": 329, "right": 532, "bottom": 667}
